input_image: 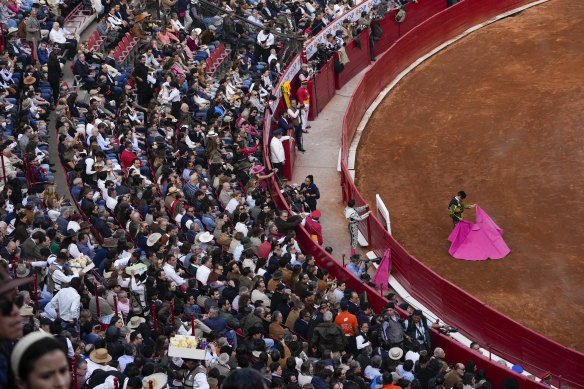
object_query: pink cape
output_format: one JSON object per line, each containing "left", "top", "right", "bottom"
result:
{"left": 447, "top": 206, "right": 510, "bottom": 260}
{"left": 372, "top": 249, "right": 392, "bottom": 291}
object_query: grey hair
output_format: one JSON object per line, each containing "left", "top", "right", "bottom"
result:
{"left": 323, "top": 311, "right": 333, "bottom": 322}
{"left": 433, "top": 347, "right": 443, "bottom": 358}
{"left": 254, "top": 307, "right": 265, "bottom": 316}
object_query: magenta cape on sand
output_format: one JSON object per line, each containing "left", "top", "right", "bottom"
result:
{"left": 447, "top": 206, "right": 510, "bottom": 260}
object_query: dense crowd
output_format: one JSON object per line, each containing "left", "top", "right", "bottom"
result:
{"left": 0, "top": 0, "right": 545, "bottom": 388}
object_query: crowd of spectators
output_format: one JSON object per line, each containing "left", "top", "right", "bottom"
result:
{"left": 0, "top": 0, "right": 537, "bottom": 388}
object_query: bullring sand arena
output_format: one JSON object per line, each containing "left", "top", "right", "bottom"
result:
{"left": 355, "top": 0, "right": 584, "bottom": 351}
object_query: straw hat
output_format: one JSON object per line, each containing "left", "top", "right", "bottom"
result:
{"left": 19, "top": 305, "right": 34, "bottom": 317}
{"left": 388, "top": 347, "right": 403, "bottom": 360}
{"left": 142, "top": 373, "right": 168, "bottom": 389}
{"left": 135, "top": 11, "right": 151, "bottom": 22}
{"left": 127, "top": 316, "right": 146, "bottom": 329}
{"left": 147, "top": 233, "right": 162, "bottom": 247}
{"left": 89, "top": 348, "right": 112, "bottom": 364}
{"left": 23, "top": 76, "right": 36, "bottom": 85}
{"left": 16, "top": 263, "right": 29, "bottom": 278}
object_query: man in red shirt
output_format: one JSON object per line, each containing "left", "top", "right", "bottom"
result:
{"left": 120, "top": 142, "right": 149, "bottom": 177}
{"left": 296, "top": 80, "right": 311, "bottom": 132}
{"left": 304, "top": 210, "right": 323, "bottom": 245}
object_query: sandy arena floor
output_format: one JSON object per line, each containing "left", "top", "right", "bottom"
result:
{"left": 355, "top": 0, "right": 584, "bottom": 351}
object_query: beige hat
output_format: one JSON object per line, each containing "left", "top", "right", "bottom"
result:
{"left": 90, "top": 348, "right": 113, "bottom": 364}
{"left": 16, "top": 263, "right": 29, "bottom": 278}
{"left": 19, "top": 305, "right": 34, "bottom": 317}
{"left": 388, "top": 347, "right": 403, "bottom": 360}
{"left": 142, "top": 373, "right": 168, "bottom": 389}
{"left": 7, "top": 27, "right": 18, "bottom": 34}
{"left": 147, "top": 232, "right": 162, "bottom": 247}
{"left": 11, "top": 332, "right": 52, "bottom": 376}
{"left": 127, "top": 316, "right": 146, "bottom": 329}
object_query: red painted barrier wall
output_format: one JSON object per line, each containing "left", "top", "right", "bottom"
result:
{"left": 314, "top": 57, "right": 336, "bottom": 115}
{"left": 340, "top": 0, "right": 584, "bottom": 387}
{"left": 335, "top": 30, "right": 372, "bottom": 89}
{"left": 264, "top": 0, "right": 584, "bottom": 387}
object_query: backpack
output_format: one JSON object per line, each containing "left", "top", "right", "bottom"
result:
{"left": 373, "top": 23, "right": 383, "bottom": 41}
{"left": 395, "top": 7, "right": 406, "bottom": 23}
{"left": 130, "top": 291, "right": 144, "bottom": 315}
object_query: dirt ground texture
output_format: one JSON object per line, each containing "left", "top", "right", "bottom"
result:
{"left": 355, "top": 0, "right": 584, "bottom": 351}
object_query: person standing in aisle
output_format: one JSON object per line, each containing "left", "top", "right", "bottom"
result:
{"left": 344, "top": 199, "right": 371, "bottom": 256}
{"left": 300, "top": 175, "right": 319, "bottom": 211}
{"left": 297, "top": 80, "right": 311, "bottom": 132}
{"left": 270, "top": 129, "right": 290, "bottom": 180}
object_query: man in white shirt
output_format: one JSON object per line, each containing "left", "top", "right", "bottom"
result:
{"left": 46, "top": 277, "right": 82, "bottom": 323}
{"left": 256, "top": 26, "right": 275, "bottom": 62}
{"left": 196, "top": 257, "right": 213, "bottom": 285}
{"left": 270, "top": 128, "right": 290, "bottom": 180}
{"left": 48, "top": 22, "right": 77, "bottom": 59}
{"left": 107, "top": 7, "right": 124, "bottom": 30}
{"left": 144, "top": 48, "right": 160, "bottom": 69}
{"left": 163, "top": 255, "right": 186, "bottom": 287}
{"left": 250, "top": 279, "right": 271, "bottom": 308}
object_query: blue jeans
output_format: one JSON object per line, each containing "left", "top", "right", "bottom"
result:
{"left": 225, "top": 329, "right": 238, "bottom": 349}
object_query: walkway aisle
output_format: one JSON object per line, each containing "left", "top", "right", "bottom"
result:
{"left": 48, "top": 22, "right": 98, "bottom": 202}
{"left": 292, "top": 66, "right": 371, "bottom": 265}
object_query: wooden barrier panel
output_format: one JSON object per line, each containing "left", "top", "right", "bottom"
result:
{"left": 314, "top": 57, "right": 337, "bottom": 114}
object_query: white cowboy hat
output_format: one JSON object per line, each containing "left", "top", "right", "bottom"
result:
{"left": 197, "top": 231, "right": 213, "bottom": 243}
{"left": 142, "top": 373, "right": 168, "bottom": 389}
{"left": 147, "top": 233, "right": 162, "bottom": 247}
